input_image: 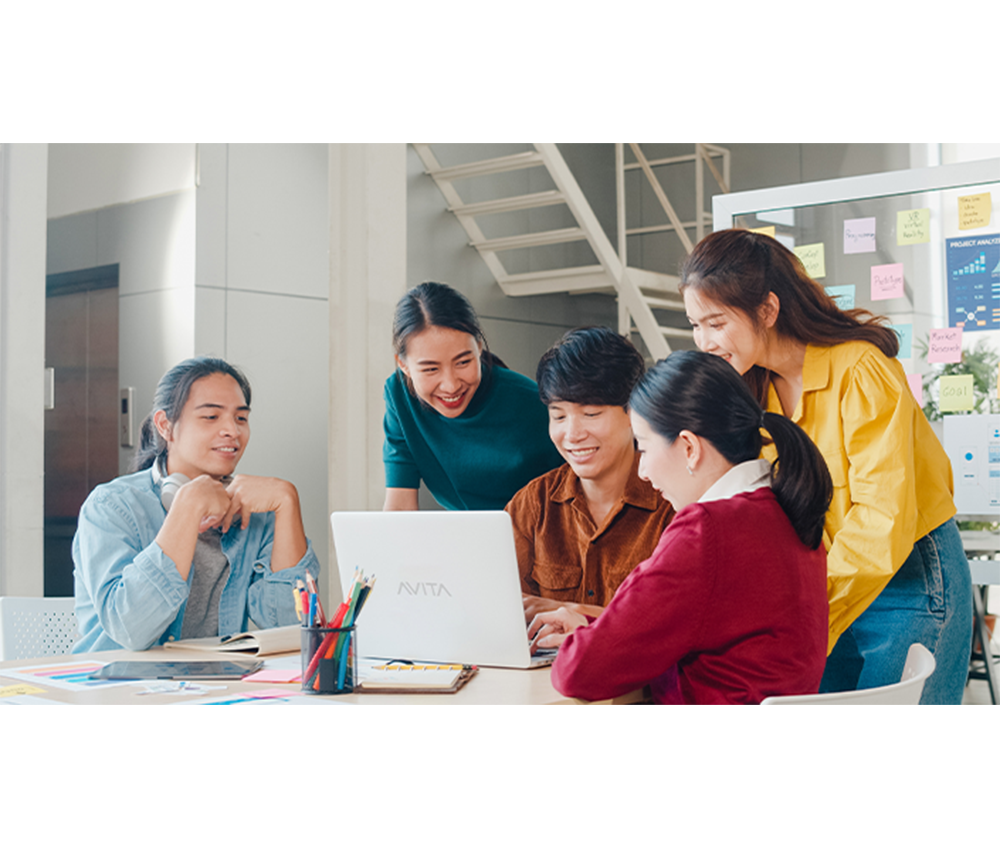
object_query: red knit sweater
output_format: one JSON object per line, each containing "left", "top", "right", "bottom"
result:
{"left": 550, "top": 488, "right": 829, "bottom": 704}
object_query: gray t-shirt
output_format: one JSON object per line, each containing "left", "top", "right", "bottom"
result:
{"left": 180, "top": 528, "right": 232, "bottom": 639}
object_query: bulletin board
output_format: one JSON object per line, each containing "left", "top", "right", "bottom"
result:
{"left": 712, "top": 158, "right": 1000, "bottom": 517}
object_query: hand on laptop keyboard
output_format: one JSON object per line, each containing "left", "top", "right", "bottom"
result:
{"left": 527, "top": 606, "right": 589, "bottom": 653}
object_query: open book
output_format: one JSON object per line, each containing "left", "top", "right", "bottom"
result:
{"left": 162, "top": 625, "right": 300, "bottom": 657}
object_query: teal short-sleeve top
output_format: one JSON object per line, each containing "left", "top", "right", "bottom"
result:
{"left": 382, "top": 364, "right": 563, "bottom": 511}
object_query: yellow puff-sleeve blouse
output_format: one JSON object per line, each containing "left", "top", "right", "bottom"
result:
{"left": 762, "top": 341, "right": 956, "bottom": 653}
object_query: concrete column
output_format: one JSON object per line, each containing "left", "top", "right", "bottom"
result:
{"left": 327, "top": 144, "right": 407, "bottom": 594}
{"left": 0, "top": 144, "right": 48, "bottom": 596}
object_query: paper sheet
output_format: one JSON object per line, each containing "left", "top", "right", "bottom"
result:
{"left": 897, "top": 208, "right": 930, "bottom": 245}
{"left": 870, "top": 262, "right": 905, "bottom": 301}
{"left": 890, "top": 323, "right": 913, "bottom": 359}
{"left": 939, "top": 375, "right": 974, "bottom": 412}
{"left": 825, "top": 284, "right": 856, "bottom": 311}
{"left": 928, "top": 327, "right": 963, "bottom": 363}
{"left": 793, "top": 242, "right": 826, "bottom": 278}
{"left": 959, "top": 193, "right": 992, "bottom": 230}
{"left": 1, "top": 660, "right": 127, "bottom": 691}
{"left": 844, "top": 217, "right": 876, "bottom": 254}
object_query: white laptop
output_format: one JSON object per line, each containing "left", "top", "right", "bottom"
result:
{"left": 330, "top": 511, "right": 557, "bottom": 669}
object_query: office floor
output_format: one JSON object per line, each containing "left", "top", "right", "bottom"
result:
{"left": 964, "top": 678, "right": 995, "bottom": 704}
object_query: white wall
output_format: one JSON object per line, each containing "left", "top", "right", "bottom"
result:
{"left": 195, "top": 144, "right": 331, "bottom": 585}
{"left": 47, "top": 144, "right": 195, "bottom": 218}
{"left": 943, "top": 144, "right": 1000, "bottom": 164}
{"left": 0, "top": 143, "right": 48, "bottom": 596}
{"left": 328, "top": 144, "right": 408, "bottom": 595}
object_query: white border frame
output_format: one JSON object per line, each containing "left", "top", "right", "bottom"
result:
{"left": 713, "top": 158, "right": 1000, "bottom": 230}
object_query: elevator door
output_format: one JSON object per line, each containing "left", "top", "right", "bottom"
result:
{"left": 44, "top": 265, "right": 120, "bottom": 596}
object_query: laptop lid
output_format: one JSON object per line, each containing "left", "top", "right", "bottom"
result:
{"left": 330, "top": 511, "right": 537, "bottom": 668}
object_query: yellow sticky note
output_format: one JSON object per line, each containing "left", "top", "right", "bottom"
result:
{"left": 0, "top": 683, "right": 45, "bottom": 698}
{"left": 897, "top": 208, "right": 930, "bottom": 245}
{"left": 749, "top": 226, "right": 776, "bottom": 237}
{"left": 793, "top": 242, "right": 826, "bottom": 279}
{"left": 958, "top": 193, "right": 991, "bottom": 230}
{"left": 939, "top": 375, "right": 974, "bottom": 412}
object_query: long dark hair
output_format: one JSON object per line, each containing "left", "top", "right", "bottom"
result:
{"left": 132, "top": 357, "right": 252, "bottom": 473}
{"left": 629, "top": 350, "right": 832, "bottom": 549}
{"left": 679, "top": 229, "right": 899, "bottom": 404}
{"left": 392, "top": 282, "right": 506, "bottom": 398}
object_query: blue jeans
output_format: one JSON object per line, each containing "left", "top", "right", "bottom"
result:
{"left": 819, "top": 518, "right": 973, "bottom": 704}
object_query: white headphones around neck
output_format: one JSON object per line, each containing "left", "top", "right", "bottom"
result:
{"left": 160, "top": 472, "right": 190, "bottom": 511}
{"left": 155, "top": 461, "right": 233, "bottom": 513}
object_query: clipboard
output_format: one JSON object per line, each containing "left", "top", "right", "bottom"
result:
{"left": 354, "top": 662, "right": 478, "bottom": 694}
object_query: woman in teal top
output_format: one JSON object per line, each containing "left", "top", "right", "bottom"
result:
{"left": 383, "top": 282, "right": 563, "bottom": 511}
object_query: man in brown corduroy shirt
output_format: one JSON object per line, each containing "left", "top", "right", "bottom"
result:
{"left": 506, "top": 327, "right": 675, "bottom": 621}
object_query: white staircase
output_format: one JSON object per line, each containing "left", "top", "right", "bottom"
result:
{"left": 411, "top": 143, "right": 698, "bottom": 361}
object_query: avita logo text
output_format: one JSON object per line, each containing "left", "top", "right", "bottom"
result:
{"left": 397, "top": 581, "right": 452, "bottom": 597}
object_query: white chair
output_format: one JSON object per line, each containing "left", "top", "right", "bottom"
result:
{"left": 0, "top": 597, "right": 79, "bottom": 661}
{"left": 760, "top": 643, "right": 936, "bottom": 705}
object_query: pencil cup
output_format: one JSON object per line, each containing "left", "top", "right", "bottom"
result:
{"left": 301, "top": 626, "right": 357, "bottom": 695}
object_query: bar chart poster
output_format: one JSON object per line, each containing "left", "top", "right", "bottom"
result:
{"left": 946, "top": 234, "right": 1000, "bottom": 330}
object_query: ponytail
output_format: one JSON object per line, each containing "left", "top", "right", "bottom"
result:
{"left": 133, "top": 413, "right": 164, "bottom": 473}
{"left": 630, "top": 350, "right": 831, "bottom": 549}
{"left": 760, "top": 412, "right": 832, "bottom": 550}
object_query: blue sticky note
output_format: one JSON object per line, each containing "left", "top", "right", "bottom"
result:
{"left": 825, "top": 284, "right": 856, "bottom": 311}
{"left": 890, "top": 323, "right": 913, "bottom": 359}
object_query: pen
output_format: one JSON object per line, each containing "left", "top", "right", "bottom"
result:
{"left": 305, "top": 570, "right": 326, "bottom": 626}
{"left": 337, "top": 634, "right": 351, "bottom": 690}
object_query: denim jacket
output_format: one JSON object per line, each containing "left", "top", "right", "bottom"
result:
{"left": 72, "top": 468, "right": 320, "bottom": 652}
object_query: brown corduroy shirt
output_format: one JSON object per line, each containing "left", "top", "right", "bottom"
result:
{"left": 506, "top": 455, "right": 675, "bottom": 607}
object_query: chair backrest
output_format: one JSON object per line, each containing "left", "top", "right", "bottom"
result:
{"left": 760, "top": 643, "right": 936, "bottom": 705}
{"left": 0, "top": 597, "right": 79, "bottom": 661}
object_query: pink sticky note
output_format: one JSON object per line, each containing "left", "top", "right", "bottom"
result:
{"left": 844, "top": 217, "right": 876, "bottom": 254}
{"left": 242, "top": 669, "right": 302, "bottom": 684}
{"left": 906, "top": 373, "right": 923, "bottom": 406}
{"left": 870, "top": 262, "right": 904, "bottom": 300}
{"left": 928, "top": 327, "right": 963, "bottom": 363}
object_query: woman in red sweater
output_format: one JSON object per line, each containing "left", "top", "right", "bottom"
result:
{"left": 530, "top": 350, "right": 833, "bottom": 704}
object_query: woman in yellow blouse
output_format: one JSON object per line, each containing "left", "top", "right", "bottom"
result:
{"left": 679, "top": 228, "right": 973, "bottom": 704}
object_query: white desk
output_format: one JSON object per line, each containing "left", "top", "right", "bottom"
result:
{"left": 0, "top": 646, "right": 643, "bottom": 705}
